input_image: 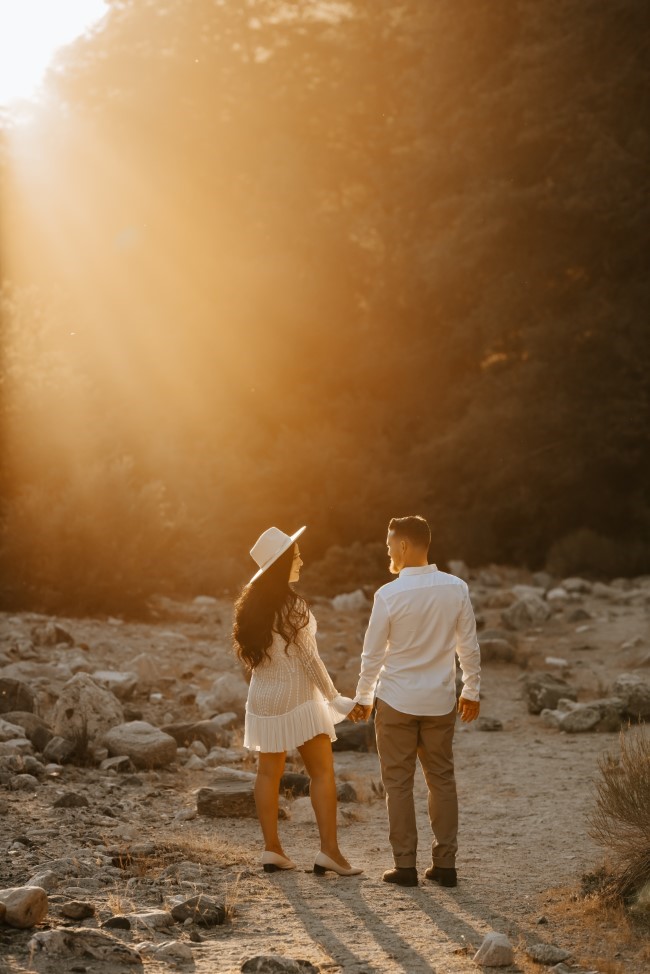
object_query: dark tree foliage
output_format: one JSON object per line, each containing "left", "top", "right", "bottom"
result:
{"left": 0, "top": 0, "right": 648, "bottom": 612}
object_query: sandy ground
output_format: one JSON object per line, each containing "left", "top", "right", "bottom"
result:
{"left": 0, "top": 584, "right": 649, "bottom": 973}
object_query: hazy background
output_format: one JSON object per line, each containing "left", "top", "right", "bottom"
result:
{"left": 1, "top": 0, "right": 648, "bottom": 614}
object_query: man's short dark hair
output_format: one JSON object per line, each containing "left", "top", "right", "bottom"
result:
{"left": 388, "top": 515, "right": 431, "bottom": 550}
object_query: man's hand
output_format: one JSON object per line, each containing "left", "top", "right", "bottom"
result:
{"left": 457, "top": 696, "right": 480, "bottom": 722}
{"left": 348, "top": 703, "right": 373, "bottom": 723}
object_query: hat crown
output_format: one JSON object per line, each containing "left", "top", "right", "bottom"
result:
{"left": 250, "top": 527, "right": 293, "bottom": 572}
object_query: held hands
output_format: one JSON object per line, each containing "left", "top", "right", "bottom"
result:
{"left": 457, "top": 696, "right": 480, "bottom": 722}
{"left": 348, "top": 703, "right": 373, "bottom": 723}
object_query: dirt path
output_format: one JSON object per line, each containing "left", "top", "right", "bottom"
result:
{"left": 1, "top": 586, "right": 648, "bottom": 973}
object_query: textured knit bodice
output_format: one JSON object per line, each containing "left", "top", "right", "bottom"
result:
{"left": 244, "top": 611, "right": 353, "bottom": 753}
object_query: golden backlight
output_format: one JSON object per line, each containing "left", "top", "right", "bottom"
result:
{"left": 0, "top": 0, "right": 106, "bottom": 105}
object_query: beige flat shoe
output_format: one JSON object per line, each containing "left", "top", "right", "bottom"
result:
{"left": 313, "top": 852, "right": 363, "bottom": 876}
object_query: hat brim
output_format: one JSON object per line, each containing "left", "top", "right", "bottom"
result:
{"left": 248, "top": 525, "right": 307, "bottom": 585}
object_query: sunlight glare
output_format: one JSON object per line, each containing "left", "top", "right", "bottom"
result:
{"left": 0, "top": 0, "right": 107, "bottom": 105}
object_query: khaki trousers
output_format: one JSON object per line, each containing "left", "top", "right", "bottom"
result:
{"left": 374, "top": 698, "right": 458, "bottom": 869}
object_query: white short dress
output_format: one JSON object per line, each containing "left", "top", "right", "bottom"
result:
{"left": 244, "top": 611, "right": 354, "bottom": 753}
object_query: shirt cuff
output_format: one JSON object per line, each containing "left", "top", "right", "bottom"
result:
{"left": 459, "top": 688, "right": 480, "bottom": 702}
{"left": 355, "top": 691, "right": 374, "bottom": 706}
{"left": 330, "top": 694, "right": 356, "bottom": 716}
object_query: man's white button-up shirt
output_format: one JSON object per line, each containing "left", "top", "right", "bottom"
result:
{"left": 355, "top": 564, "right": 481, "bottom": 716}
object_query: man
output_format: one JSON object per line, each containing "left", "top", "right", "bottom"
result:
{"left": 349, "top": 515, "right": 480, "bottom": 888}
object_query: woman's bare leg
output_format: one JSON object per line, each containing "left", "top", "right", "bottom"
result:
{"left": 255, "top": 751, "right": 288, "bottom": 855}
{"left": 298, "top": 734, "right": 350, "bottom": 868}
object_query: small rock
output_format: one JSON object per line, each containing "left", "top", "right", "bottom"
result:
{"left": 99, "top": 754, "right": 134, "bottom": 773}
{"left": 101, "top": 915, "right": 131, "bottom": 929}
{"left": 241, "top": 957, "right": 320, "bottom": 974}
{"left": 612, "top": 673, "right": 650, "bottom": 721}
{"left": 170, "top": 894, "right": 225, "bottom": 926}
{"left": 477, "top": 716, "right": 503, "bottom": 732}
{"left": 42, "top": 736, "right": 77, "bottom": 764}
{"left": 567, "top": 607, "right": 592, "bottom": 623}
{"left": 53, "top": 792, "right": 90, "bottom": 809}
{"left": 3, "top": 712, "right": 53, "bottom": 752}
{"left": 526, "top": 943, "right": 571, "bottom": 964}
{"left": 479, "top": 638, "right": 516, "bottom": 663}
{"left": 127, "top": 910, "right": 175, "bottom": 932}
{"left": 502, "top": 595, "right": 551, "bottom": 630}
{"left": 161, "top": 719, "right": 231, "bottom": 749}
{"left": 524, "top": 673, "right": 578, "bottom": 714}
{"left": 103, "top": 721, "right": 177, "bottom": 768}
{"left": 32, "top": 622, "right": 75, "bottom": 646}
{"left": 472, "top": 932, "right": 514, "bottom": 966}
{"left": 561, "top": 708, "right": 600, "bottom": 733}
{"left": 137, "top": 939, "right": 194, "bottom": 963}
{"left": 561, "top": 577, "right": 592, "bottom": 594}
{"left": 29, "top": 927, "right": 141, "bottom": 964}
{"left": 0, "top": 885, "right": 48, "bottom": 928}
{"left": 91, "top": 670, "right": 138, "bottom": 701}
{"left": 0, "top": 678, "right": 35, "bottom": 715}
{"left": 331, "top": 720, "right": 376, "bottom": 752}
{"left": 27, "top": 871, "right": 59, "bottom": 892}
{"left": 546, "top": 587, "right": 569, "bottom": 602}
{"left": 336, "top": 781, "right": 358, "bottom": 802}
{"left": 197, "top": 779, "right": 258, "bottom": 818}
{"left": 280, "top": 772, "right": 310, "bottom": 797}
{"left": 61, "top": 900, "right": 95, "bottom": 920}
{"left": 0, "top": 717, "right": 29, "bottom": 743}
{"left": 10, "top": 773, "right": 39, "bottom": 791}
{"left": 196, "top": 673, "right": 249, "bottom": 717}
{"left": 331, "top": 590, "right": 368, "bottom": 612}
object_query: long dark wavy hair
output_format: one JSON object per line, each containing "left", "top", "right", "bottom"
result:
{"left": 232, "top": 544, "right": 310, "bottom": 671}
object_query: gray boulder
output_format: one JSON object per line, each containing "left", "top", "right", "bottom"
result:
{"left": 502, "top": 595, "right": 551, "bottom": 630}
{"left": 0, "top": 678, "right": 35, "bottom": 715}
{"left": 52, "top": 673, "right": 124, "bottom": 745}
{"left": 3, "top": 712, "right": 53, "bottom": 752}
{"left": 612, "top": 673, "right": 650, "bottom": 721}
{"left": 29, "top": 928, "right": 141, "bottom": 965}
{"left": 161, "top": 718, "right": 231, "bottom": 750}
{"left": 196, "top": 673, "right": 249, "bottom": 717}
{"left": 560, "top": 707, "right": 601, "bottom": 733}
{"left": 524, "top": 673, "right": 578, "bottom": 714}
{"left": 103, "top": 721, "right": 177, "bottom": 768}
{"left": 91, "top": 670, "right": 138, "bottom": 701}
{"left": 31, "top": 623, "right": 74, "bottom": 646}
{"left": 137, "top": 940, "right": 194, "bottom": 964}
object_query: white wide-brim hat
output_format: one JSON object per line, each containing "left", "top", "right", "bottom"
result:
{"left": 248, "top": 525, "right": 306, "bottom": 585}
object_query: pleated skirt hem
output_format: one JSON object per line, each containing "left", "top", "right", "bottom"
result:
{"left": 244, "top": 699, "right": 343, "bottom": 753}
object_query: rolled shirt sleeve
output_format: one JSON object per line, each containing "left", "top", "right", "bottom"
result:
{"left": 456, "top": 585, "right": 481, "bottom": 701}
{"left": 355, "top": 593, "right": 391, "bottom": 705}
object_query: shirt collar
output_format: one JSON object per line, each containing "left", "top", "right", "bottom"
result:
{"left": 399, "top": 564, "right": 438, "bottom": 576}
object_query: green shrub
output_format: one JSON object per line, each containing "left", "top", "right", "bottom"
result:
{"left": 547, "top": 528, "right": 650, "bottom": 579}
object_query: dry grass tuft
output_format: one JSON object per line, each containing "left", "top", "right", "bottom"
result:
{"left": 106, "top": 888, "right": 136, "bottom": 915}
{"left": 588, "top": 727, "right": 650, "bottom": 903}
{"left": 541, "top": 884, "right": 650, "bottom": 974}
{"left": 157, "top": 830, "right": 254, "bottom": 869}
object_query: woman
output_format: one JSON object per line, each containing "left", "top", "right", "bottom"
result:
{"left": 233, "top": 525, "right": 362, "bottom": 877}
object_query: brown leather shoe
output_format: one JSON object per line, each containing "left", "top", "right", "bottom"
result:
{"left": 382, "top": 867, "right": 418, "bottom": 887}
{"left": 425, "top": 865, "right": 457, "bottom": 887}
